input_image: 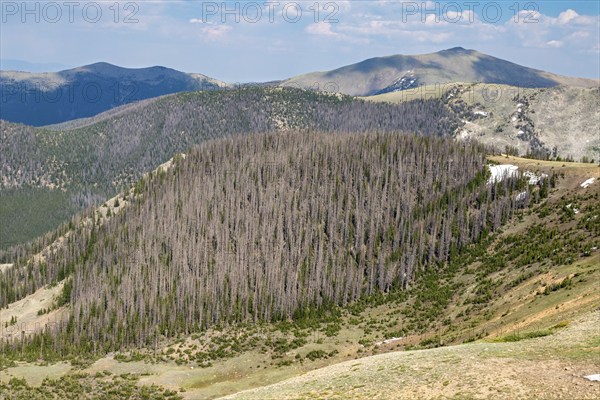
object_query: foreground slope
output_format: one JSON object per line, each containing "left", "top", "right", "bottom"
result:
{"left": 281, "top": 47, "right": 598, "bottom": 96}
{"left": 0, "top": 156, "right": 598, "bottom": 399}
{"left": 223, "top": 311, "right": 600, "bottom": 400}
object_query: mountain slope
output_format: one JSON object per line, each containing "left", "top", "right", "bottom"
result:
{"left": 367, "top": 83, "right": 600, "bottom": 162}
{"left": 281, "top": 47, "right": 598, "bottom": 96}
{"left": 0, "top": 87, "right": 459, "bottom": 248}
{"left": 0, "top": 62, "right": 227, "bottom": 126}
{"left": 0, "top": 131, "right": 529, "bottom": 351}
{"left": 1, "top": 155, "right": 597, "bottom": 400}
{"left": 220, "top": 155, "right": 600, "bottom": 400}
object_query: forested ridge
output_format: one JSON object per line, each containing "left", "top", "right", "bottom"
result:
{"left": 0, "top": 87, "right": 460, "bottom": 248}
{"left": 1, "top": 88, "right": 458, "bottom": 193}
{"left": 0, "top": 132, "right": 536, "bottom": 353}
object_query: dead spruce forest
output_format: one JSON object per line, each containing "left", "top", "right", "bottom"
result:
{"left": 0, "top": 131, "right": 544, "bottom": 354}
{"left": 0, "top": 88, "right": 459, "bottom": 249}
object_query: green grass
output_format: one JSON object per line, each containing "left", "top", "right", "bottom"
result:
{"left": 492, "top": 330, "right": 553, "bottom": 343}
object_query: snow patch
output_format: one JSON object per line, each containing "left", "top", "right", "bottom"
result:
{"left": 488, "top": 164, "right": 519, "bottom": 184}
{"left": 473, "top": 110, "right": 488, "bottom": 116}
{"left": 523, "top": 171, "right": 548, "bottom": 185}
{"left": 584, "top": 374, "right": 600, "bottom": 382}
{"left": 580, "top": 177, "right": 596, "bottom": 188}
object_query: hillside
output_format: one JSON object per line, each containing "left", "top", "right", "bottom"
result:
{"left": 0, "top": 132, "right": 513, "bottom": 345}
{"left": 367, "top": 83, "right": 600, "bottom": 162}
{"left": 0, "top": 88, "right": 459, "bottom": 249}
{"left": 221, "top": 156, "right": 600, "bottom": 400}
{"left": 0, "top": 155, "right": 598, "bottom": 399}
{"left": 281, "top": 47, "right": 598, "bottom": 96}
{"left": 0, "top": 62, "right": 227, "bottom": 126}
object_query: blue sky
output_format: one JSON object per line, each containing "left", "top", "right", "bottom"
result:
{"left": 1, "top": 1, "right": 599, "bottom": 81}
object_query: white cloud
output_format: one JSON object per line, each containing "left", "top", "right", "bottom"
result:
{"left": 505, "top": 8, "right": 598, "bottom": 51}
{"left": 306, "top": 22, "right": 339, "bottom": 37}
{"left": 569, "top": 31, "right": 590, "bottom": 39}
{"left": 557, "top": 9, "right": 579, "bottom": 25}
{"left": 556, "top": 9, "right": 596, "bottom": 26}
{"left": 545, "top": 40, "right": 563, "bottom": 48}
{"left": 201, "top": 25, "right": 232, "bottom": 39}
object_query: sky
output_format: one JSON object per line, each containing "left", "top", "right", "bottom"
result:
{"left": 1, "top": 0, "right": 599, "bottom": 82}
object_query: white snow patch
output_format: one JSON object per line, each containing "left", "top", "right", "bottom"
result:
{"left": 523, "top": 171, "right": 548, "bottom": 185}
{"left": 517, "top": 103, "right": 523, "bottom": 108}
{"left": 580, "top": 177, "right": 596, "bottom": 188}
{"left": 473, "top": 110, "right": 488, "bottom": 116}
{"left": 518, "top": 130, "right": 525, "bottom": 135}
{"left": 512, "top": 116, "right": 517, "bottom": 122}
{"left": 488, "top": 164, "right": 519, "bottom": 184}
{"left": 517, "top": 108, "right": 522, "bottom": 113}
{"left": 584, "top": 374, "right": 600, "bottom": 382}
{"left": 566, "top": 203, "right": 580, "bottom": 214}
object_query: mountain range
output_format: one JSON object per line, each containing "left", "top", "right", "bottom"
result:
{"left": 1, "top": 48, "right": 599, "bottom": 249}
{"left": 1, "top": 47, "right": 599, "bottom": 400}
{"left": 1, "top": 47, "right": 598, "bottom": 247}
{"left": 1, "top": 48, "right": 597, "bottom": 127}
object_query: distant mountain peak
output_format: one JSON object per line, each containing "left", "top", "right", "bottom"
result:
{"left": 442, "top": 46, "right": 471, "bottom": 53}
{"left": 0, "top": 62, "right": 227, "bottom": 126}
{"left": 83, "top": 61, "right": 116, "bottom": 68}
{"left": 71, "top": 61, "right": 120, "bottom": 71}
{"left": 68, "top": 62, "right": 176, "bottom": 76}
{"left": 282, "top": 47, "right": 597, "bottom": 96}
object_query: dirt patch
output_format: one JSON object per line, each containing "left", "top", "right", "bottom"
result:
{"left": 0, "top": 281, "right": 68, "bottom": 339}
